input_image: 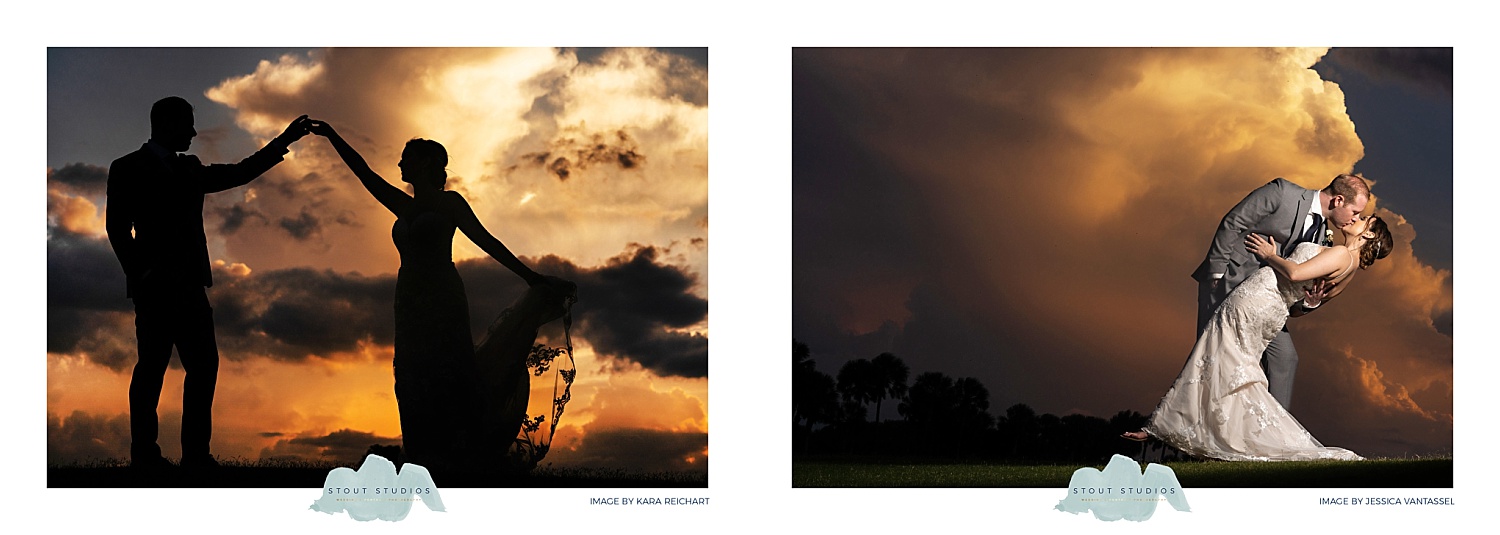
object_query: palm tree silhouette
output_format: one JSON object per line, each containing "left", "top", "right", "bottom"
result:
{"left": 836, "top": 358, "right": 879, "bottom": 422}
{"left": 793, "top": 340, "right": 839, "bottom": 442}
{"left": 869, "top": 353, "right": 909, "bottom": 423}
{"left": 837, "top": 353, "right": 911, "bottom": 423}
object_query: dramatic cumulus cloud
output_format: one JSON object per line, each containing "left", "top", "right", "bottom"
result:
{"left": 794, "top": 48, "right": 1450, "bottom": 457}
{"left": 537, "top": 246, "right": 707, "bottom": 377}
{"left": 200, "top": 47, "right": 708, "bottom": 279}
{"left": 461, "top": 245, "right": 708, "bottom": 378}
{"left": 47, "top": 164, "right": 109, "bottom": 237}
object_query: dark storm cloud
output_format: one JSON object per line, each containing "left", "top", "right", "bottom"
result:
{"left": 46, "top": 215, "right": 396, "bottom": 365}
{"left": 515, "top": 129, "right": 646, "bottom": 181}
{"left": 460, "top": 245, "right": 709, "bottom": 378}
{"left": 555, "top": 428, "right": 707, "bottom": 473}
{"left": 291, "top": 429, "right": 400, "bottom": 460}
{"left": 46, "top": 226, "right": 136, "bottom": 369}
{"left": 1325, "top": 48, "right": 1452, "bottom": 95}
{"left": 208, "top": 175, "right": 358, "bottom": 240}
{"left": 48, "top": 163, "right": 109, "bottom": 195}
{"left": 259, "top": 428, "right": 401, "bottom": 464}
{"left": 210, "top": 266, "right": 396, "bottom": 360}
{"left": 262, "top": 170, "right": 340, "bottom": 202}
{"left": 47, "top": 410, "right": 131, "bottom": 464}
{"left": 50, "top": 228, "right": 704, "bottom": 374}
{"left": 278, "top": 209, "right": 323, "bottom": 240}
{"left": 46, "top": 305, "right": 135, "bottom": 372}
{"left": 216, "top": 204, "right": 268, "bottom": 235}
{"left": 46, "top": 227, "right": 128, "bottom": 312}
{"left": 46, "top": 410, "right": 184, "bottom": 465}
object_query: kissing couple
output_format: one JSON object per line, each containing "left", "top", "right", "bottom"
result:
{"left": 1122, "top": 173, "right": 1394, "bottom": 461}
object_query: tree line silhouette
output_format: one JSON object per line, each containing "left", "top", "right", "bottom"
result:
{"left": 794, "top": 339, "right": 1174, "bottom": 463}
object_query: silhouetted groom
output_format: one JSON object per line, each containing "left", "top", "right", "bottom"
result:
{"left": 106, "top": 96, "right": 309, "bottom": 468}
{"left": 1192, "top": 173, "right": 1369, "bottom": 411}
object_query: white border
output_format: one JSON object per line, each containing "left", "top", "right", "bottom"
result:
{"left": 14, "top": 1, "right": 1489, "bottom": 532}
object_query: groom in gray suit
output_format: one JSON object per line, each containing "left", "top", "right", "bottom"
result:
{"left": 1192, "top": 174, "right": 1370, "bottom": 410}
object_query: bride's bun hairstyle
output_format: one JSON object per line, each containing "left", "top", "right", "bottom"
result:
{"left": 404, "top": 138, "right": 449, "bottom": 189}
{"left": 1359, "top": 215, "right": 1393, "bottom": 269}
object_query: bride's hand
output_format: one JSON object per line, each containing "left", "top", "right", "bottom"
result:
{"left": 1245, "top": 233, "right": 1278, "bottom": 260}
{"left": 306, "top": 119, "right": 335, "bottom": 137}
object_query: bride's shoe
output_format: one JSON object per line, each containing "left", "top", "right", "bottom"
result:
{"left": 1121, "top": 430, "right": 1149, "bottom": 442}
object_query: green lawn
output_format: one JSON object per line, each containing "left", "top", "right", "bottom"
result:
{"left": 793, "top": 457, "right": 1452, "bottom": 488}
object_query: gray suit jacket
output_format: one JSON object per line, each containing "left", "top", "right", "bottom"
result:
{"left": 1192, "top": 178, "right": 1319, "bottom": 292}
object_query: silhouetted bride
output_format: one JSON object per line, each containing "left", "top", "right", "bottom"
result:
{"left": 308, "top": 120, "right": 572, "bottom": 471}
{"left": 1124, "top": 214, "right": 1393, "bottom": 461}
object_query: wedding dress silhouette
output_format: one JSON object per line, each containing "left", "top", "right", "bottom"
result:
{"left": 309, "top": 122, "right": 574, "bottom": 471}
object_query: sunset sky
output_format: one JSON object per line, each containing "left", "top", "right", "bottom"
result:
{"left": 794, "top": 48, "right": 1452, "bottom": 458}
{"left": 47, "top": 47, "right": 708, "bottom": 473}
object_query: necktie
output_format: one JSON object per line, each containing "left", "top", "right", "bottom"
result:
{"left": 1302, "top": 213, "right": 1324, "bottom": 245}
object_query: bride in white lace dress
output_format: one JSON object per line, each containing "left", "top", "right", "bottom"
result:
{"left": 1124, "top": 214, "right": 1393, "bottom": 461}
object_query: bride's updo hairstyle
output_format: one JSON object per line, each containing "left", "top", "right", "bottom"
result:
{"left": 1359, "top": 215, "right": 1393, "bottom": 269}
{"left": 403, "top": 138, "right": 449, "bottom": 190}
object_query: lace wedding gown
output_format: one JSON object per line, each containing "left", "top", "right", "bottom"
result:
{"left": 1144, "top": 242, "right": 1362, "bottom": 461}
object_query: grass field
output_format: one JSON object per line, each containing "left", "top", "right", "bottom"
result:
{"left": 49, "top": 458, "right": 707, "bottom": 488}
{"left": 793, "top": 457, "right": 1452, "bottom": 488}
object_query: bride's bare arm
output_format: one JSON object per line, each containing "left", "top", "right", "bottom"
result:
{"left": 308, "top": 120, "right": 410, "bottom": 215}
{"left": 1246, "top": 234, "right": 1353, "bottom": 283}
{"left": 446, "top": 192, "right": 547, "bottom": 286}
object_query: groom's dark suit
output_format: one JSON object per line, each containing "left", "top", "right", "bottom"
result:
{"left": 1192, "top": 178, "right": 1323, "bottom": 410}
{"left": 106, "top": 140, "right": 289, "bottom": 463}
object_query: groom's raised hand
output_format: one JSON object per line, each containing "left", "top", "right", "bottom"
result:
{"left": 1290, "top": 279, "right": 1330, "bottom": 317}
{"left": 1302, "top": 279, "right": 1329, "bottom": 307}
{"left": 272, "top": 115, "right": 313, "bottom": 149}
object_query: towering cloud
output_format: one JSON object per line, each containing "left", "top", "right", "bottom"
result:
{"left": 200, "top": 48, "right": 708, "bottom": 278}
